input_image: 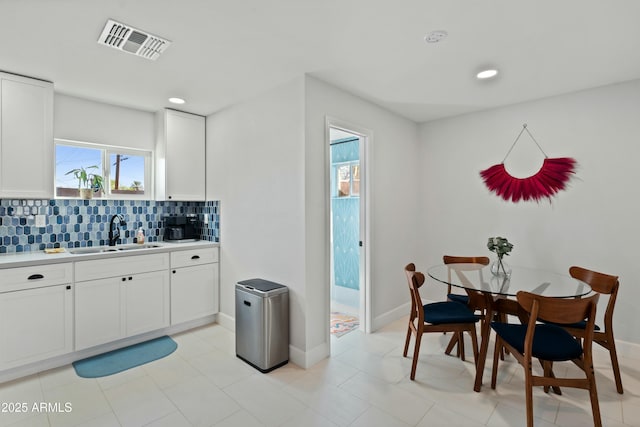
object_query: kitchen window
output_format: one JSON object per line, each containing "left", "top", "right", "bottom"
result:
{"left": 55, "top": 139, "right": 152, "bottom": 199}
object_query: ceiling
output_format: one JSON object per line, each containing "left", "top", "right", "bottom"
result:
{"left": 2, "top": 0, "right": 640, "bottom": 122}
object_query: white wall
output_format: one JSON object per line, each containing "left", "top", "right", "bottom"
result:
{"left": 206, "top": 78, "right": 307, "bottom": 353}
{"left": 206, "top": 76, "right": 420, "bottom": 366}
{"left": 304, "top": 76, "right": 420, "bottom": 353}
{"left": 54, "top": 94, "right": 155, "bottom": 149}
{"left": 418, "top": 79, "right": 640, "bottom": 346}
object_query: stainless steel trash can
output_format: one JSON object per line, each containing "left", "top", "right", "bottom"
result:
{"left": 235, "top": 279, "right": 289, "bottom": 373}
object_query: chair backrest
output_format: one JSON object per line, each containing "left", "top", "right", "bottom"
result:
{"left": 442, "top": 255, "right": 490, "bottom": 306}
{"left": 443, "top": 256, "right": 490, "bottom": 266}
{"left": 569, "top": 266, "right": 619, "bottom": 329}
{"left": 517, "top": 291, "right": 600, "bottom": 360}
{"left": 404, "top": 263, "right": 426, "bottom": 323}
{"left": 517, "top": 291, "right": 600, "bottom": 326}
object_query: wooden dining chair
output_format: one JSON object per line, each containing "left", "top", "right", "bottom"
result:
{"left": 442, "top": 255, "right": 490, "bottom": 359}
{"left": 490, "top": 291, "right": 602, "bottom": 427}
{"left": 565, "top": 266, "right": 623, "bottom": 394}
{"left": 443, "top": 255, "right": 490, "bottom": 305}
{"left": 403, "top": 263, "right": 480, "bottom": 380}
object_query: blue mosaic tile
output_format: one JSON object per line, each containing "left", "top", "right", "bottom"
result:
{"left": 0, "top": 199, "right": 220, "bottom": 253}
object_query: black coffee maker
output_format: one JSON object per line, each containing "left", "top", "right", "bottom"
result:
{"left": 163, "top": 214, "right": 199, "bottom": 242}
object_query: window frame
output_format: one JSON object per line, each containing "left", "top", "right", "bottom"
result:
{"left": 54, "top": 138, "right": 153, "bottom": 200}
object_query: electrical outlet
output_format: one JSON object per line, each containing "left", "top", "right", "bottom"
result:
{"left": 35, "top": 215, "right": 46, "bottom": 227}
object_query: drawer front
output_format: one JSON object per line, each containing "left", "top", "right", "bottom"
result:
{"left": 75, "top": 253, "right": 169, "bottom": 282}
{"left": 170, "top": 247, "right": 219, "bottom": 268}
{"left": 0, "top": 263, "right": 72, "bottom": 293}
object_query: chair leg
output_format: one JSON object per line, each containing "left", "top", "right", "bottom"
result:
{"left": 538, "top": 359, "right": 562, "bottom": 395}
{"left": 459, "top": 332, "right": 466, "bottom": 361}
{"left": 469, "top": 325, "right": 479, "bottom": 366}
{"left": 585, "top": 359, "right": 603, "bottom": 427}
{"left": 445, "top": 333, "right": 458, "bottom": 356}
{"left": 491, "top": 337, "right": 502, "bottom": 389}
{"left": 525, "top": 364, "right": 534, "bottom": 427}
{"left": 403, "top": 324, "right": 412, "bottom": 357}
{"left": 410, "top": 332, "right": 423, "bottom": 380}
{"left": 606, "top": 339, "right": 624, "bottom": 394}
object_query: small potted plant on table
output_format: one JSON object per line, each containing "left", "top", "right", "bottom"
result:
{"left": 487, "top": 236, "right": 514, "bottom": 278}
{"left": 65, "top": 165, "right": 104, "bottom": 199}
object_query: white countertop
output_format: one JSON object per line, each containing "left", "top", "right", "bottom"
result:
{"left": 0, "top": 240, "right": 219, "bottom": 269}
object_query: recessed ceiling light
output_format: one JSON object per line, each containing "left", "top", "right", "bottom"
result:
{"left": 168, "top": 97, "right": 185, "bottom": 104}
{"left": 476, "top": 69, "right": 499, "bottom": 80}
{"left": 424, "top": 30, "right": 448, "bottom": 43}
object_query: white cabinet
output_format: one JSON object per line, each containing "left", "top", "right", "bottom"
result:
{"left": 0, "top": 72, "right": 53, "bottom": 199}
{"left": 155, "top": 109, "right": 205, "bottom": 201}
{"left": 170, "top": 247, "right": 219, "bottom": 324}
{"left": 0, "top": 264, "right": 73, "bottom": 370}
{"left": 75, "top": 254, "right": 170, "bottom": 350}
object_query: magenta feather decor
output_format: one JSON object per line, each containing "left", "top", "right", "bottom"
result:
{"left": 480, "top": 157, "right": 577, "bottom": 202}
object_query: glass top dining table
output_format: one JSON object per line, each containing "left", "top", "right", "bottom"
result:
{"left": 427, "top": 263, "right": 592, "bottom": 298}
{"left": 427, "top": 262, "right": 592, "bottom": 392}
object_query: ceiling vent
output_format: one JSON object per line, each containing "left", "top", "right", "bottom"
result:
{"left": 97, "top": 19, "right": 171, "bottom": 61}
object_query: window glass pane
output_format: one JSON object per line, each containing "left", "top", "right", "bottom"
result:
{"left": 55, "top": 145, "right": 103, "bottom": 198}
{"left": 351, "top": 164, "right": 360, "bottom": 196}
{"left": 337, "top": 164, "right": 350, "bottom": 197}
{"left": 110, "top": 153, "right": 146, "bottom": 195}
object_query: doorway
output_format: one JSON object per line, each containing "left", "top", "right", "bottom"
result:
{"left": 327, "top": 119, "right": 370, "bottom": 345}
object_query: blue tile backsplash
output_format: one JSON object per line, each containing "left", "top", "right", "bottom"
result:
{"left": 0, "top": 199, "right": 220, "bottom": 254}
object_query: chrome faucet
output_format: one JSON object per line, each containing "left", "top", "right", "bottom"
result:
{"left": 108, "top": 214, "right": 126, "bottom": 246}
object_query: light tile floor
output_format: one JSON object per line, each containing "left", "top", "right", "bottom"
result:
{"left": 0, "top": 318, "right": 638, "bottom": 427}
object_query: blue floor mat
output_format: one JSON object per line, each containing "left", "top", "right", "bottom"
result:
{"left": 73, "top": 336, "right": 177, "bottom": 378}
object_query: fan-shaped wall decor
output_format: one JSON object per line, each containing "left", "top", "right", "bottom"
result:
{"left": 480, "top": 124, "right": 577, "bottom": 203}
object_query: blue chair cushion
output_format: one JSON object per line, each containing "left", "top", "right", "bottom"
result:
{"left": 447, "top": 293, "right": 469, "bottom": 305}
{"left": 491, "top": 322, "right": 583, "bottom": 361}
{"left": 544, "top": 319, "right": 601, "bottom": 331}
{"left": 423, "top": 301, "right": 479, "bottom": 325}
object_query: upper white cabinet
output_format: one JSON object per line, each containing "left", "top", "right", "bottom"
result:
{"left": 0, "top": 72, "right": 53, "bottom": 199}
{"left": 155, "top": 109, "right": 205, "bottom": 201}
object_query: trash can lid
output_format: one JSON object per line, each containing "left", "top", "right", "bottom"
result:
{"left": 237, "top": 278, "right": 287, "bottom": 293}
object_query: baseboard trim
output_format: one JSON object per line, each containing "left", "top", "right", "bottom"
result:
{"left": 217, "top": 312, "right": 235, "bottom": 332}
{"left": 615, "top": 339, "right": 640, "bottom": 360}
{"left": 371, "top": 302, "right": 410, "bottom": 332}
{"left": 289, "top": 341, "right": 329, "bottom": 369}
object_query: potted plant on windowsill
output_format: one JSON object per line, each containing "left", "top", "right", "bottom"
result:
{"left": 65, "top": 165, "right": 104, "bottom": 199}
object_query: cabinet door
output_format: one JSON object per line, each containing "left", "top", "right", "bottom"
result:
{"left": 165, "top": 110, "right": 205, "bottom": 201}
{"left": 75, "top": 277, "right": 123, "bottom": 350}
{"left": 123, "top": 270, "right": 170, "bottom": 337}
{"left": 0, "top": 284, "right": 72, "bottom": 369}
{"left": 0, "top": 73, "right": 53, "bottom": 199}
{"left": 171, "top": 263, "right": 219, "bottom": 324}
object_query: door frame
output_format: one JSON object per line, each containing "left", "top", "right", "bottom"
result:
{"left": 326, "top": 116, "right": 372, "bottom": 336}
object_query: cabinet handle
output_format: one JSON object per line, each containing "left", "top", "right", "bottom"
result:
{"left": 122, "top": 277, "right": 126, "bottom": 282}
{"left": 191, "top": 255, "right": 200, "bottom": 260}
{"left": 128, "top": 277, "right": 133, "bottom": 281}
{"left": 28, "top": 274, "right": 44, "bottom": 280}
{"left": 66, "top": 285, "right": 71, "bottom": 290}
{"left": 168, "top": 196, "right": 172, "bottom": 199}
{"left": 172, "top": 270, "right": 176, "bottom": 274}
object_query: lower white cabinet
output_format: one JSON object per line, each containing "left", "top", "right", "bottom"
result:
{"left": 171, "top": 263, "right": 219, "bottom": 324}
{"left": 170, "top": 247, "right": 219, "bottom": 324}
{"left": 0, "top": 268, "right": 73, "bottom": 370}
{"left": 0, "top": 245, "right": 219, "bottom": 376}
{"left": 124, "top": 271, "right": 171, "bottom": 337}
{"left": 75, "top": 255, "right": 170, "bottom": 351}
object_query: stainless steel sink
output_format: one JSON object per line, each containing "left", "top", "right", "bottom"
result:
{"left": 68, "top": 244, "right": 160, "bottom": 254}
{"left": 117, "top": 244, "right": 161, "bottom": 251}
